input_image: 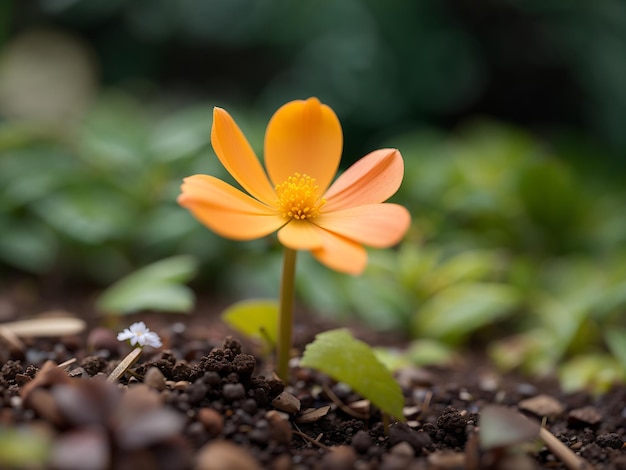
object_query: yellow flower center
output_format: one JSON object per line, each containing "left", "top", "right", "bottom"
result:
{"left": 275, "top": 173, "right": 326, "bottom": 220}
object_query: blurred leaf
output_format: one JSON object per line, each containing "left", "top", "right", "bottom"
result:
{"left": 78, "top": 92, "right": 149, "bottom": 170}
{"left": 300, "top": 329, "right": 405, "bottom": 421}
{"left": 605, "top": 328, "right": 626, "bottom": 370}
{"left": 134, "top": 205, "right": 200, "bottom": 250}
{"left": 593, "top": 279, "right": 626, "bottom": 320}
{"left": 33, "top": 187, "right": 136, "bottom": 244}
{"left": 558, "top": 354, "right": 624, "bottom": 393}
{"left": 221, "top": 299, "right": 278, "bottom": 350}
{"left": 412, "top": 283, "right": 520, "bottom": 343}
{"left": 517, "top": 158, "right": 586, "bottom": 250}
{"left": 0, "top": 218, "right": 57, "bottom": 273}
{"left": 406, "top": 339, "right": 455, "bottom": 367}
{"left": 425, "top": 249, "right": 501, "bottom": 294}
{"left": 373, "top": 347, "right": 411, "bottom": 371}
{"left": 0, "top": 426, "right": 51, "bottom": 467}
{"left": 489, "top": 332, "right": 548, "bottom": 374}
{"left": 0, "top": 146, "right": 79, "bottom": 207}
{"left": 149, "top": 106, "right": 213, "bottom": 162}
{"left": 479, "top": 405, "right": 539, "bottom": 450}
{"left": 96, "top": 255, "right": 198, "bottom": 314}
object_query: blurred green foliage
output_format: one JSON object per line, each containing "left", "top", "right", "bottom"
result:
{"left": 96, "top": 255, "right": 198, "bottom": 315}
{"left": 2, "top": 0, "right": 626, "bottom": 389}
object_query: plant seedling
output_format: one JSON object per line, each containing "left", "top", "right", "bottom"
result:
{"left": 300, "top": 328, "right": 405, "bottom": 430}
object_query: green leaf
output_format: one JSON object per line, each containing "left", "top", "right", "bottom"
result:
{"left": 33, "top": 187, "right": 136, "bottom": 244}
{"left": 221, "top": 299, "right": 278, "bottom": 350}
{"left": 406, "top": 339, "right": 455, "bottom": 367}
{"left": 0, "top": 218, "right": 57, "bottom": 273}
{"left": 558, "top": 354, "right": 624, "bottom": 393}
{"left": 412, "top": 283, "right": 520, "bottom": 343}
{"left": 96, "top": 255, "right": 198, "bottom": 314}
{"left": 300, "top": 329, "right": 405, "bottom": 421}
{"left": 426, "top": 250, "right": 500, "bottom": 294}
{"left": 0, "top": 427, "right": 51, "bottom": 466}
{"left": 605, "top": 328, "right": 626, "bottom": 369}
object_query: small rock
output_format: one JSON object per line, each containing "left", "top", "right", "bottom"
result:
{"left": 271, "top": 391, "right": 301, "bottom": 414}
{"left": 389, "top": 422, "right": 431, "bottom": 454}
{"left": 427, "top": 451, "right": 465, "bottom": 469}
{"left": 195, "top": 441, "right": 261, "bottom": 470}
{"left": 248, "top": 426, "right": 271, "bottom": 446}
{"left": 518, "top": 394, "right": 565, "bottom": 418}
{"left": 568, "top": 406, "right": 602, "bottom": 428}
{"left": 174, "top": 381, "right": 190, "bottom": 390}
{"left": 595, "top": 432, "right": 623, "bottom": 449}
{"left": 197, "top": 408, "right": 224, "bottom": 436}
{"left": 272, "top": 454, "right": 292, "bottom": 470}
{"left": 351, "top": 430, "right": 372, "bottom": 454}
{"left": 320, "top": 446, "right": 357, "bottom": 470}
{"left": 266, "top": 410, "right": 292, "bottom": 445}
{"left": 144, "top": 367, "right": 166, "bottom": 391}
{"left": 390, "top": 441, "right": 414, "bottom": 458}
{"left": 222, "top": 383, "right": 245, "bottom": 401}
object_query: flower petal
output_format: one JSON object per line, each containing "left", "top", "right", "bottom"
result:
{"left": 178, "top": 175, "right": 284, "bottom": 240}
{"left": 323, "top": 149, "right": 404, "bottom": 212}
{"left": 310, "top": 230, "right": 368, "bottom": 275}
{"left": 212, "top": 107, "right": 277, "bottom": 205}
{"left": 277, "top": 220, "right": 324, "bottom": 250}
{"left": 265, "top": 98, "right": 342, "bottom": 192}
{"left": 315, "top": 203, "right": 411, "bottom": 248}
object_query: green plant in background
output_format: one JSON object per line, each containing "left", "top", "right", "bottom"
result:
{"left": 393, "top": 123, "right": 626, "bottom": 390}
{"left": 0, "top": 93, "right": 244, "bottom": 283}
{"left": 96, "top": 255, "right": 198, "bottom": 316}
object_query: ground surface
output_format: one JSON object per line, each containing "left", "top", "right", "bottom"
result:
{"left": 0, "top": 288, "right": 625, "bottom": 469}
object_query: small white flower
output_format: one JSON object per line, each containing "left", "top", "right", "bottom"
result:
{"left": 117, "top": 321, "right": 163, "bottom": 348}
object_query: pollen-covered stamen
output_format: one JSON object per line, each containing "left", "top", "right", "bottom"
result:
{"left": 275, "top": 173, "right": 326, "bottom": 220}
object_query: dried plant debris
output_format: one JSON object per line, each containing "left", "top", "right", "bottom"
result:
{"left": 1, "top": 333, "right": 626, "bottom": 469}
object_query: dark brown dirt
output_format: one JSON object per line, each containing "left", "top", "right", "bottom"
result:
{"left": 1, "top": 318, "right": 626, "bottom": 470}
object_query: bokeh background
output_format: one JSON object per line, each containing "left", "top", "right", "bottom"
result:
{"left": 1, "top": 0, "right": 626, "bottom": 389}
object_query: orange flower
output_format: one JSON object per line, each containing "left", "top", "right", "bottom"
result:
{"left": 178, "top": 98, "right": 410, "bottom": 275}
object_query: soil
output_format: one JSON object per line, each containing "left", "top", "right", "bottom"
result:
{"left": 0, "top": 289, "right": 625, "bottom": 469}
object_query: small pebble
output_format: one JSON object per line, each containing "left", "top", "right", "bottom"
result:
{"left": 596, "top": 433, "right": 624, "bottom": 449}
{"left": 390, "top": 441, "right": 414, "bottom": 458}
{"left": 222, "top": 383, "right": 246, "bottom": 401}
{"left": 388, "top": 423, "right": 431, "bottom": 453}
{"left": 266, "top": 410, "right": 292, "bottom": 445}
{"left": 320, "top": 446, "right": 357, "bottom": 470}
{"left": 568, "top": 406, "right": 602, "bottom": 427}
{"left": 195, "top": 441, "right": 261, "bottom": 470}
{"left": 518, "top": 394, "right": 564, "bottom": 417}
{"left": 197, "top": 408, "right": 224, "bottom": 436}
{"left": 351, "top": 430, "right": 372, "bottom": 454}
{"left": 174, "top": 381, "right": 190, "bottom": 391}
{"left": 144, "top": 367, "right": 166, "bottom": 391}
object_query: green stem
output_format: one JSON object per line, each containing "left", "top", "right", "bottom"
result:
{"left": 277, "top": 247, "right": 297, "bottom": 382}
